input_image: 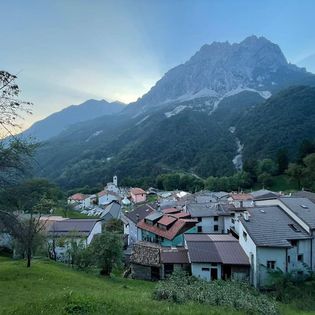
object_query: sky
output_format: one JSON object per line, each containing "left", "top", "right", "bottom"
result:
{"left": 1, "top": 0, "right": 315, "bottom": 130}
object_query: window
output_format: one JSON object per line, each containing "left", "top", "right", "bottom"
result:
{"left": 243, "top": 231, "right": 247, "bottom": 241}
{"left": 197, "top": 217, "right": 202, "bottom": 222}
{"left": 197, "top": 226, "right": 203, "bottom": 233}
{"left": 267, "top": 261, "right": 276, "bottom": 269}
{"left": 231, "top": 218, "right": 235, "bottom": 224}
{"left": 287, "top": 255, "right": 290, "bottom": 263}
{"left": 202, "top": 267, "right": 210, "bottom": 271}
{"left": 291, "top": 240, "right": 297, "bottom": 246}
{"left": 214, "top": 225, "right": 218, "bottom": 232}
{"left": 298, "top": 254, "right": 304, "bottom": 262}
{"left": 214, "top": 216, "right": 218, "bottom": 222}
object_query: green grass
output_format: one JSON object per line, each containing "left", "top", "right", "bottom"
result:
{"left": 0, "top": 258, "right": 242, "bottom": 315}
{"left": 1, "top": 258, "right": 315, "bottom": 315}
{"left": 53, "top": 207, "right": 98, "bottom": 219}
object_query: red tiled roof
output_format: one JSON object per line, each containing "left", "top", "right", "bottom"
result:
{"left": 162, "top": 208, "right": 180, "bottom": 214}
{"left": 68, "top": 193, "right": 86, "bottom": 201}
{"left": 131, "top": 188, "right": 146, "bottom": 195}
{"left": 158, "top": 216, "right": 177, "bottom": 226}
{"left": 137, "top": 217, "right": 196, "bottom": 240}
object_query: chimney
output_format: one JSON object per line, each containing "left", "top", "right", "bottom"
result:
{"left": 243, "top": 211, "right": 249, "bottom": 221}
{"left": 136, "top": 214, "right": 140, "bottom": 222}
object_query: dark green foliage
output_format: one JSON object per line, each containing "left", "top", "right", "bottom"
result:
{"left": 0, "top": 178, "right": 63, "bottom": 213}
{"left": 105, "top": 219, "right": 123, "bottom": 233}
{"left": 238, "top": 86, "right": 315, "bottom": 162}
{"left": 153, "top": 271, "right": 278, "bottom": 315}
{"left": 267, "top": 269, "right": 315, "bottom": 311}
{"left": 205, "top": 172, "right": 252, "bottom": 191}
{"left": 89, "top": 231, "right": 123, "bottom": 276}
{"left": 276, "top": 149, "right": 289, "bottom": 174}
{"left": 298, "top": 139, "right": 315, "bottom": 163}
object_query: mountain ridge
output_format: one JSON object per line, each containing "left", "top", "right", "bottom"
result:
{"left": 19, "top": 99, "right": 125, "bottom": 141}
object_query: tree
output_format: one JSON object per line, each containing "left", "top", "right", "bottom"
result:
{"left": 0, "top": 71, "right": 32, "bottom": 129}
{"left": 276, "top": 149, "right": 289, "bottom": 174}
{"left": 243, "top": 159, "right": 258, "bottom": 183}
{"left": 302, "top": 153, "right": 315, "bottom": 190}
{"left": 257, "top": 172, "right": 273, "bottom": 188}
{"left": 105, "top": 218, "right": 123, "bottom": 233}
{"left": 298, "top": 140, "right": 315, "bottom": 163}
{"left": 258, "top": 159, "right": 277, "bottom": 176}
{"left": 286, "top": 163, "right": 304, "bottom": 189}
{"left": 0, "top": 71, "right": 34, "bottom": 187}
{"left": 90, "top": 231, "right": 123, "bottom": 276}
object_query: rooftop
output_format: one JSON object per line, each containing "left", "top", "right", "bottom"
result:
{"left": 68, "top": 193, "right": 86, "bottom": 201}
{"left": 250, "top": 189, "right": 279, "bottom": 200}
{"left": 230, "top": 193, "right": 253, "bottom": 201}
{"left": 185, "top": 234, "right": 249, "bottom": 265}
{"left": 131, "top": 188, "right": 146, "bottom": 195}
{"left": 241, "top": 206, "right": 311, "bottom": 247}
{"left": 161, "top": 247, "right": 189, "bottom": 264}
{"left": 48, "top": 219, "right": 100, "bottom": 237}
{"left": 187, "top": 203, "right": 230, "bottom": 217}
{"left": 280, "top": 197, "right": 315, "bottom": 229}
{"left": 124, "top": 203, "right": 156, "bottom": 224}
{"left": 137, "top": 215, "right": 197, "bottom": 240}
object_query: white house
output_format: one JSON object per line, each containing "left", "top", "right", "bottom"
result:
{"left": 186, "top": 203, "right": 229, "bottom": 234}
{"left": 238, "top": 205, "right": 312, "bottom": 288}
{"left": 47, "top": 219, "right": 102, "bottom": 262}
{"left": 185, "top": 234, "right": 249, "bottom": 282}
{"left": 67, "top": 193, "right": 86, "bottom": 205}
{"left": 98, "top": 190, "right": 120, "bottom": 206}
{"left": 121, "top": 204, "right": 156, "bottom": 245}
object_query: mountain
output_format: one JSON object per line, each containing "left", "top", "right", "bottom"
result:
{"left": 33, "top": 36, "right": 315, "bottom": 188}
{"left": 20, "top": 99, "right": 125, "bottom": 141}
{"left": 127, "top": 35, "right": 314, "bottom": 115}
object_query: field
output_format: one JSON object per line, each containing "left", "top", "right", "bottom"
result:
{"left": 0, "top": 257, "right": 314, "bottom": 315}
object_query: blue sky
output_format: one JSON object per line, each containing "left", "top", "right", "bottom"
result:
{"left": 1, "top": 0, "right": 315, "bottom": 128}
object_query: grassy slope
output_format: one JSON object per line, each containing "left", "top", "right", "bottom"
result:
{"left": 0, "top": 258, "right": 241, "bottom": 315}
{"left": 1, "top": 258, "right": 315, "bottom": 315}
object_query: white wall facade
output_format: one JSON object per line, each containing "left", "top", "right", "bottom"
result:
{"left": 191, "top": 263, "right": 222, "bottom": 281}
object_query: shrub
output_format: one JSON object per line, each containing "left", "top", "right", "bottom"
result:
{"left": 153, "top": 271, "right": 278, "bottom": 315}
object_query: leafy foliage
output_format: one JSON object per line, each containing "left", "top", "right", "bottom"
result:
{"left": 153, "top": 271, "right": 278, "bottom": 315}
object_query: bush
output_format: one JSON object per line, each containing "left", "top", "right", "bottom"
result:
{"left": 153, "top": 271, "right": 278, "bottom": 315}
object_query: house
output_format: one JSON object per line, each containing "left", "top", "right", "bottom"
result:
{"left": 228, "top": 193, "right": 253, "bottom": 208}
{"left": 121, "top": 203, "right": 156, "bottom": 245}
{"left": 100, "top": 201, "right": 121, "bottom": 223}
{"left": 83, "top": 194, "right": 97, "bottom": 209}
{"left": 130, "top": 188, "right": 146, "bottom": 203}
{"left": 47, "top": 219, "right": 102, "bottom": 261}
{"left": 67, "top": 193, "right": 86, "bottom": 205}
{"left": 130, "top": 241, "right": 189, "bottom": 280}
{"left": 292, "top": 191, "right": 315, "bottom": 204}
{"left": 238, "top": 205, "right": 312, "bottom": 288}
{"left": 186, "top": 203, "right": 230, "bottom": 234}
{"left": 249, "top": 189, "right": 280, "bottom": 201}
{"left": 185, "top": 234, "right": 250, "bottom": 282}
{"left": 97, "top": 190, "right": 121, "bottom": 206}
{"left": 137, "top": 211, "right": 197, "bottom": 247}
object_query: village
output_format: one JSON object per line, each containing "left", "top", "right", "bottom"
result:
{"left": 26, "top": 175, "right": 315, "bottom": 289}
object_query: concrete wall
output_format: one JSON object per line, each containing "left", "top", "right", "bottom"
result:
{"left": 195, "top": 216, "right": 224, "bottom": 234}
{"left": 131, "top": 193, "right": 146, "bottom": 204}
{"left": 87, "top": 221, "right": 102, "bottom": 244}
{"left": 191, "top": 263, "right": 221, "bottom": 281}
{"left": 239, "top": 222, "right": 257, "bottom": 286}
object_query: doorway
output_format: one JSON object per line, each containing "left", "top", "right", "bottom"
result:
{"left": 211, "top": 268, "right": 218, "bottom": 281}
